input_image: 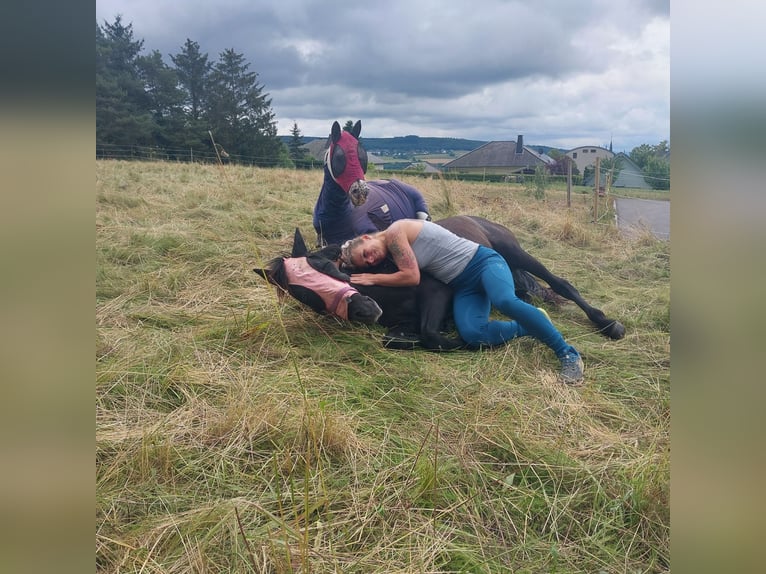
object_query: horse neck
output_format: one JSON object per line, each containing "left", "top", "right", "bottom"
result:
{"left": 318, "top": 166, "right": 352, "bottom": 212}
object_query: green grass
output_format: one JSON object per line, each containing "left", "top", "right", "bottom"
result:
{"left": 96, "top": 160, "right": 670, "bottom": 573}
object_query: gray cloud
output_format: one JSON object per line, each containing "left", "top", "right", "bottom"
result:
{"left": 96, "top": 0, "right": 669, "bottom": 151}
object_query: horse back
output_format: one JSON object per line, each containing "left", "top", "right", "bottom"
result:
{"left": 436, "top": 215, "right": 521, "bottom": 253}
{"left": 434, "top": 215, "right": 550, "bottom": 299}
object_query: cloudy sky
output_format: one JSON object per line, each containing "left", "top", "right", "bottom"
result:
{"left": 96, "top": 0, "right": 670, "bottom": 152}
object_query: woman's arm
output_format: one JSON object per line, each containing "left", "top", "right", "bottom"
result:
{"left": 350, "top": 222, "right": 421, "bottom": 286}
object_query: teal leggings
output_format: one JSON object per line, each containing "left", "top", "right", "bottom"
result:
{"left": 450, "top": 246, "right": 577, "bottom": 358}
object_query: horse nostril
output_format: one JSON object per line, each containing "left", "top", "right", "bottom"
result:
{"left": 349, "top": 181, "right": 369, "bottom": 207}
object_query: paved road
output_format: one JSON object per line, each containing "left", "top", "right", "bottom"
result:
{"left": 614, "top": 197, "right": 670, "bottom": 240}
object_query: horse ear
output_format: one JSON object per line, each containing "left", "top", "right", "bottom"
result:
{"left": 291, "top": 227, "right": 308, "bottom": 257}
{"left": 331, "top": 121, "right": 341, "bottom": 143}
{"left": 351, "top": 120, "right": 362, "bottom": 139}
{"left": 253, "top": 268, "right": 269, "bottom": 280}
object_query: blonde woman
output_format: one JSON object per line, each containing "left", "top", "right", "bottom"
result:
{"left": 342, "top": 219, "right": 584, "bottom": 384}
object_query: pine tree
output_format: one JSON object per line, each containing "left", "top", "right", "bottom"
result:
{"left": 205, "top": 48, "right": 281, "bottom": 165}
{"left": 96, "top": 20, "right": 285, "bottom": 164}
{"left": 137, "top": 50, "right": 185, "bottom": 151}
{"left": 96, "top": 16, "right": 154, "bottom": 150}
{"left": 288, "top": 122, "right": 307, "bottom": 160}
{"left": 171, "top": 40, "right": 211, "bottom": 122}
{"left": 170, "top": 39, "right": 213, "bottom": 155}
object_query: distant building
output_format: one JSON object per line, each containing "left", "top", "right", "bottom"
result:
{"left": 610, "top": 152, "right": 652, "bottom": 189}
{"left": 441, "top": 136, "right": 554, "bottom": 175}
{"left": 301, "top": 138, "right": 329, "bottom": 161}
{"left": 564, "top": 145, "right": 614, "bottom": 174}
{"left": 404, "top": 161, "right": 442, "bottom": 174}
{"left": 581, "top": 152, "right": 652, "bottom": 189}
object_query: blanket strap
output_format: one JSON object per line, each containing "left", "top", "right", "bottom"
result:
{"left": 329, "top": 285, "right": 355, "bottom": 316}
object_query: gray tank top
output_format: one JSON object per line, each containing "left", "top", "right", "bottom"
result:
{"left": 411, "top": 221, "right": 480, "bottom": 283}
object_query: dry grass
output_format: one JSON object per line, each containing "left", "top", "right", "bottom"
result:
{"left": 97, "top": 160, "right": 670, "bottom": 573}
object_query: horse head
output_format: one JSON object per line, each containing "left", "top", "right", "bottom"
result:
{"left": 254, "top": 228, "right": 383, "bottom": 324}
{"left": 253, "top": 227, "right": 310, "bottom": 287}
{"left": 325, "top": 120, "right": 369, "bottom": 207}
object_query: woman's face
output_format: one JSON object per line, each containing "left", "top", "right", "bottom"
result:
{"left": 350, "top": 237, "right": 386, "bottom": 268}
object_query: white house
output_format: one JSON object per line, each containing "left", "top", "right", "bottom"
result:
{"left": 564, "top": 145, "right": 614, "bottom": 174}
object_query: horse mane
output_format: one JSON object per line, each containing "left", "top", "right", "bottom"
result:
{"left": 258, "top": 243, "right": 344, "bottom": 292}
{"left": 262, "top": 256, "right": 289, "bottom": 292}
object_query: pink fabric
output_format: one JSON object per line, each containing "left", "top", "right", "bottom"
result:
{"left": 283, "top": 257, "right": 356, "bottom": 319}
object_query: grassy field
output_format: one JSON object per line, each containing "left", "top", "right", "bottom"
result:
{"left": 96, "top": 160, "right": 669, "bottom": 573}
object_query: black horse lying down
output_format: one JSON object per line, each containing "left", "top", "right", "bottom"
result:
{"left": 255, "top": 215, "right": 625, "bottom": 350}
{"left": 254, "top": 226, "right": 554, "bottom": 349}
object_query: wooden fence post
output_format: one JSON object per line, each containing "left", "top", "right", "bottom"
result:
{"left": 567, "top": 157, "right": 572, "bottom": 208}
{"left": 593, "top": 156, "right": 600, "bottom": 222}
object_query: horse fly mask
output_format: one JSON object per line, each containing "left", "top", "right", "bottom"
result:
{"left": 325, "top": 120, "right": 369, "bottom": 206}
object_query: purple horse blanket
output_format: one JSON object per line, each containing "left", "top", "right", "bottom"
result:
{"left": 313, "top": 166, "right": 429, "bottom": 246}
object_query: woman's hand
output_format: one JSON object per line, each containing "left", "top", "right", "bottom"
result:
{"left": 350, "top": 273, "right": 377, "bottom": 286}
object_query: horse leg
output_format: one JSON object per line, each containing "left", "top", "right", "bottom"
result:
{"left": 352, "top": 284, "right": 422, "bottom": 348}
{"left": 464, "top": 217, "right": 625, "bottom": 339}
{"left": 436, "top": 215, "right": 624, "bottom": 339}
{"left": 417, "top": 275, "right": 465, "bottom": 351}
{"left": 491, "top": 236, "right": 625, "bottom": 340}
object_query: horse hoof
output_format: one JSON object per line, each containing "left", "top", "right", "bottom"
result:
{"left": 604, "top": 321, "right": 626, "bottom": 340}
{"left": 382, "top": 330, "right": 421, "bottom": 350}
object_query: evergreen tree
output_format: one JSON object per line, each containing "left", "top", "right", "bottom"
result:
{"left": 288, "top": 122, "right": 307, "bottom": 160}
{"left": 96, "top": 19, "right": 284, "bottom": 164}
{"left": 205, "top": 48, "right": 281, "bottom": 165}
{"left": 137, "top": 50, "right": 185, "bottom": 150}
{"left": 171, "top": 40, "right": 211, "bottom": 121}
{"left": 96, "top": 16, "right": 154, "bottom": 149}
{"left": 170, "top": 39, "right": 213, "bottom": 155}
{"left": 343, "top": 120, "right": 355, "bottom": 132}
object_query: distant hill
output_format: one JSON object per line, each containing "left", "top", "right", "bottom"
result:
{"left": 279, "top": 134, "right": 563, "bottom": 157}
{"left": 357, "top": 135, "right": 488, "bottom": 156}
{"left": 280, "top": 134, "right": 487, "bottom": 156}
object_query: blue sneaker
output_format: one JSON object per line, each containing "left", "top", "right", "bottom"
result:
{"left": 559, "top": 352, "right": 584, "bottom": 384}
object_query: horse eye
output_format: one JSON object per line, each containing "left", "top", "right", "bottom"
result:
{"left": 330, "top": 145, "right": 346, "bottom": 177}
{"left": 357, "top": 143, "right": 368, "bottom": 173}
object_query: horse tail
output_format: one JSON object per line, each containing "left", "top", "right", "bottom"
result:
{"left": 512, "top": 269, "right": 566, "bottom": 306}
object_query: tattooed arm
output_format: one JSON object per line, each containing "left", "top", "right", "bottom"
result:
{"left": 350, "top": 221, "right": 421, "bottom": 287}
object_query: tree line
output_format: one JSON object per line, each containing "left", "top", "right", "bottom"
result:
{"left": 97, "top": 16, "right": 303, "bottom": 166}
